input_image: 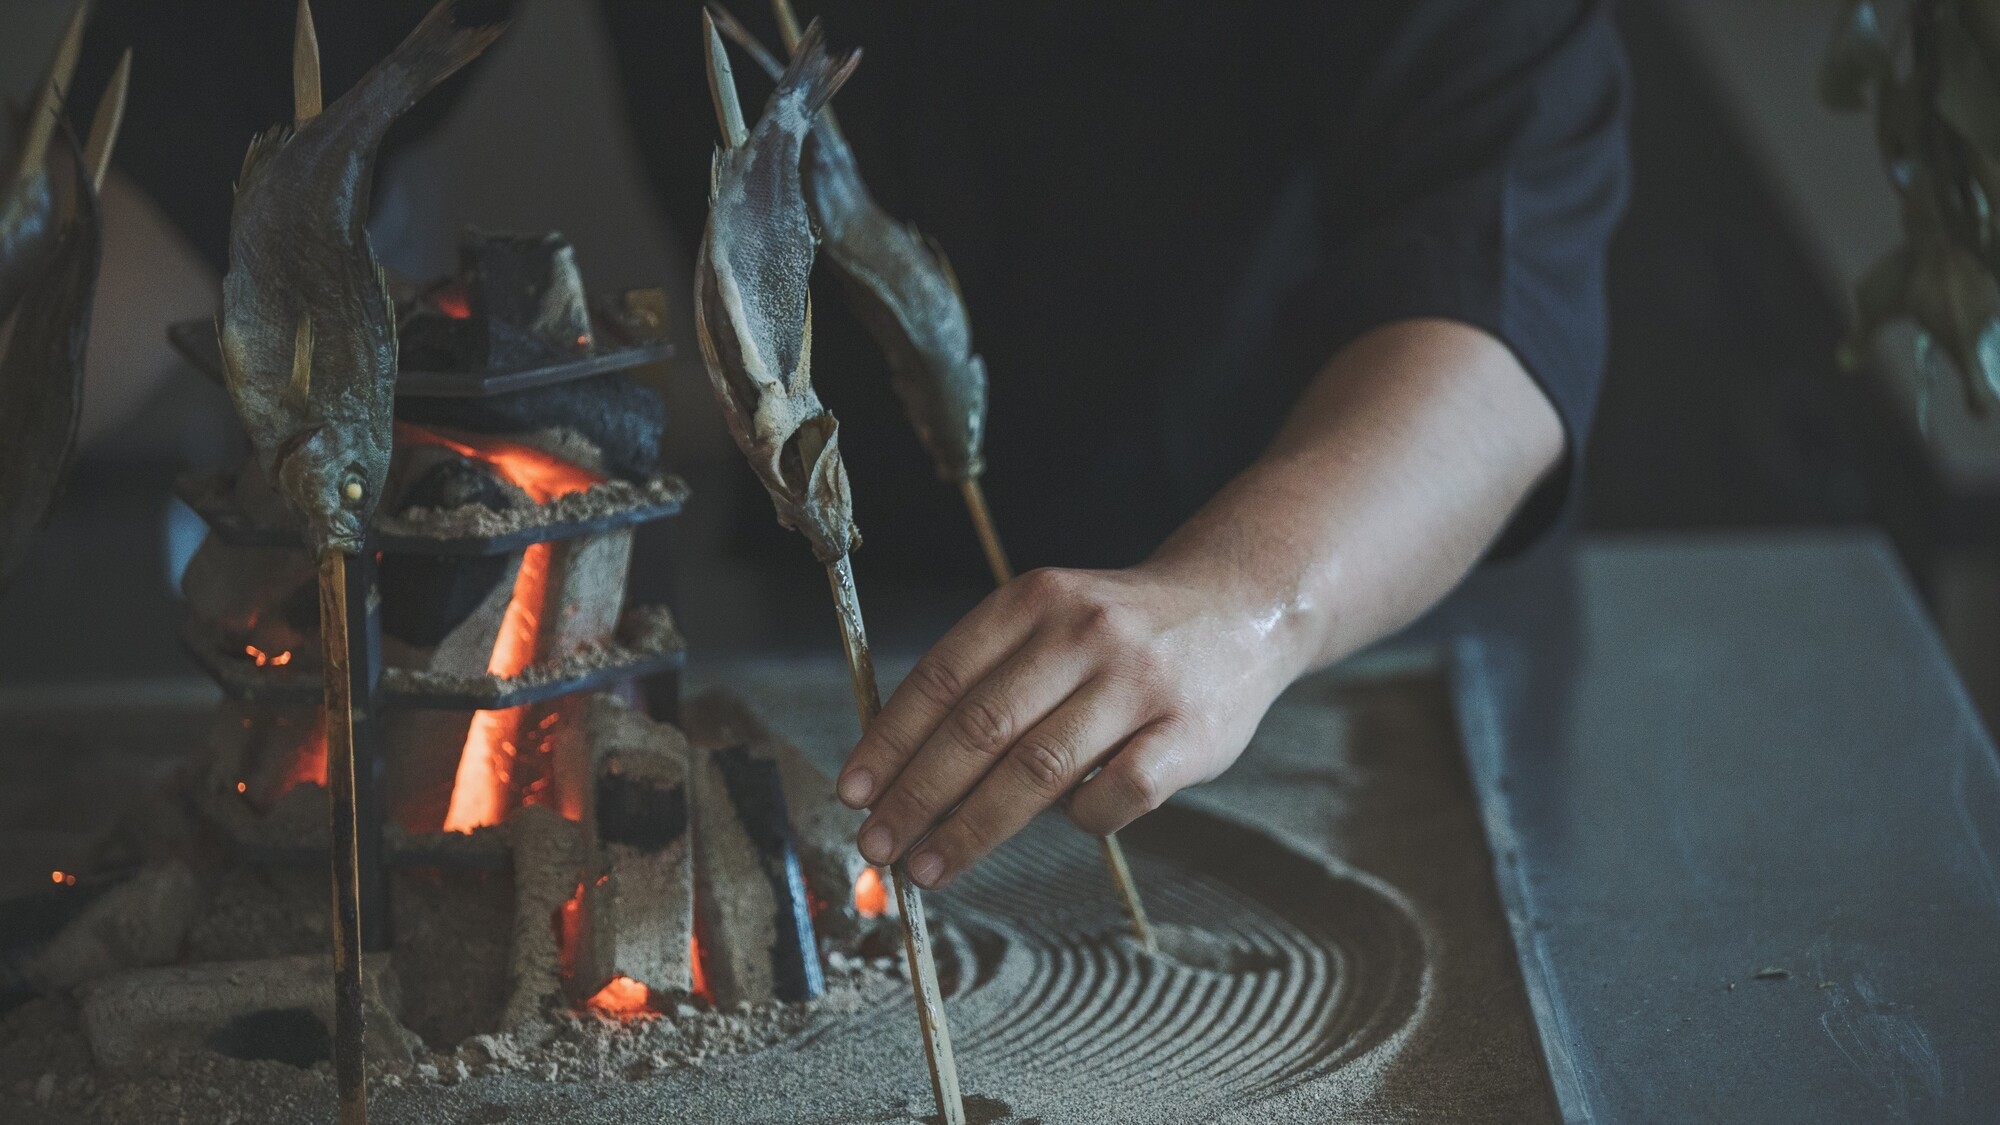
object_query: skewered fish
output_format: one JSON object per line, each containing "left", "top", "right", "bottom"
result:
{"left": 708, "top": 3, "right": 989, "bottom": 483}
{"left": 0, "top": 29, "right": 129, "bottom": 592}
{"left": 693, "top": 16, "right": 861, "bottom": 562}
{"left": 218, "top": 0, "right": 504, "bottom": 555}
{"left": 0, "top": 1, "right": 85, "bottom": 323}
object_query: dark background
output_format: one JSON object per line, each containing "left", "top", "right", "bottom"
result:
{"left": 0, "top": 0, "right": 1987, "bottom": 722}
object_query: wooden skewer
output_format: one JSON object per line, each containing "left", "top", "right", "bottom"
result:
{"left": 702, "top": 10, "right": 749, "bottom": 149}
{"left": 317, "top": 550, "right": 368, "bottom": 1125}
{"left": 17, "top": 0, "right": 89, "bottom": 183}
{"left": 294, "top": 0, "right": 322, "bottom": 126}
{"left": 826, "top": 554, "right": 966, "bottom": 1125}
{"left": 297, "top": 17, "right": 363, "bottom": 1121}
{"left": 82, "top": 48, "right": 129, "bottom": 194}
{"left": 957, "top": 476, "right": 1158, "bottom": 955}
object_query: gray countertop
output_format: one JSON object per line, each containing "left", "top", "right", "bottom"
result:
{"left": 1457, "top": 530, "right": 2000, "bottom": 1122}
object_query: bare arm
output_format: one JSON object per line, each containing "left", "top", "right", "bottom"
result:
{"left": 837, "top": 317, "right": 1565, "bottom": 887}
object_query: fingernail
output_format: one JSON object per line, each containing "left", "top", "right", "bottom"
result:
{"left": 838, "top": 768, "right": 874, "bottom": 807}
{"left": 859, "top": 825, "right": 893, "bottom": 864}
{"left": 909, "top": 851, "right": 943, "bottom": 887}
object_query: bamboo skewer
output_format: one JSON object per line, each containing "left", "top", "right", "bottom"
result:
{"left": 827, "top": 555, "right": 965, "bottom": 1124}
{"left": 82, "top": 49, "right": 129, "bottom": 193}
{"left": 317, "top": 550, "right": 368, "bottom": 1125}
{"left": 297, "top": 17, "right": 365, "bottom": 1122}
{"left": 697, "top": 21, "right": 965, "bottom": 1122}
{"left": 956, "top": 476, "right": 1157, "bottom": 956}
{"left": 16, "top": 0, "right": 88, "bottom": 183}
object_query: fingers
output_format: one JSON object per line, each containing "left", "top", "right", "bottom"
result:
{"left": 856, "top": 631, "right": 1094, "bottom": 866}
{"left": 904, "top": 678, "right": 1142, "bottom": 887}
{"left": 837, "top": 582, "right": 1040, "bottom": 810}
{"left": 1066, "top": 718, "right": 1191, "bottom": 836}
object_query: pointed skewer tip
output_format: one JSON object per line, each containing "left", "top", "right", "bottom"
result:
{"left": 294, "top": 0, "right": 323, "bottom": 126}
{"left": 17, "top": 0, "right": 91, "bottom": 183}
{"left": 771, "top": 0, "right": 806, "bottom": 53}
{"left": 702, "top": 10, "right": 749, "bottom": 149}
{"left": 82, "top": 48, "right": 130, "bottom": 193}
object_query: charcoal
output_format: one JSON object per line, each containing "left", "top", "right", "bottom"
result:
{"left": 570, "top": 696, "right": 695, "bottom": 1002}
{"left": 460, "top": 229, "right": 593, "bottom": 371}
{"left": 394, "top": 372, "right": 666, "bottom": 481}
{"left": 710, "top": 746, "right": 823, "bottom": 1003}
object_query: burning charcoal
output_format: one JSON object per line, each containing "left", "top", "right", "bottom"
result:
{"left": 9, "top": 862, "right": 200, "bottom": 1002}
{"left": 79, "top": 953, "right": 420, "bottom": 1069}
{"left": 570, "top": 696, "right": 695, "bottom": 1003}
{"left": 501, "top": 803, "right": 582, "bottom": 1028}
{"left": 460, "top": 229, "right": 594, "bottom": 371}
{"left": 393, "top": 372, "right": 668, "bottom": 482}
{"left": 683, "top": 689, "right": 874, "bottom": 939}
{"left": 691, "top": 737, "right": 826, "bottom": 1006}
{"left": 376, "top": 453, "right": 517, "bottom": 649}
{"left": 536, "top": 530, "right": 635, "bottom": 659}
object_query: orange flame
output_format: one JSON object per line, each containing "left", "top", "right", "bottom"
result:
{"left": 407, "top": 423, "right": 603, "bottom": 834}
{"left": 586, "top": 975, "right": 653, "bottom": 1017}
{"left": 690, "top": 934, "right": 711, "bottom": 1004}
{"left": 244, "top": 644, "right": 292, "bottom": 667}
{"left": 853, "top": 867, "right": 888, "bottom": 918}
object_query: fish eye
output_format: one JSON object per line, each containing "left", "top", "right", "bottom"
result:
{"left": 341, "top": 469, "right": 365, "bottom": 506}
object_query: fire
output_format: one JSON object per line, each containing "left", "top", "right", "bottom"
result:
{"left": 243, "top": 644, "right": 292, "bottom": 667}
{"left": 689, "top": 934, "right": 710, "bottom": 1002}
{"left": 50, "top": 870, "right": 75, "bottom": 886}
{"left": 405, "top": 423, "right": 603, "bottom": 834}
{"left": 853, "top": 867, "right": 888, "bottom": 918}
{"left": 433, "top": 286, "right": 471, "bottom": 320}
{"left": 586, "top": 976, "right": 652, "bottom": 1017}
{"left": 279, "top": 723, "right": 329, "bottom": 796}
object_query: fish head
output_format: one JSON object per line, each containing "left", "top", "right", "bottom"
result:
{"left": 272, "top": 423, "right": 385, "bottom": 555}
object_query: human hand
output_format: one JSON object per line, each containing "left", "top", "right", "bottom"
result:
{"left": 835, "top": 562, "right": 1306, "bottom": 889}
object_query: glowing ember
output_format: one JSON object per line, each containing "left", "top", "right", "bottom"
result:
{"left": 433, "top": 286, "right": 471, "bottom": 320}
{"left": 853, "top": 867, "right": 888, "bottom": 918}
{"left": 235, "top": 781, "right": 247, "bottom": 794}
{"left": 278, "top": 723, "right": 329, "bottom": 797}
{"left": 690, "top": 935, "right": 711, "bottom": 1004}
{"left": 586, "top": 975, "right": 653, "bottom": 1017}
{"left": 411, "top": 423, "right": 604, "bottom": 834}
{"left": 243, "top": 644, "right": 292, "bottom": 667}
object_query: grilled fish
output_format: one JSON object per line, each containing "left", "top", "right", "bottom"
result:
{"left": 694, "top": 16, "right": 862, "bottom": 562}
{"left": 0, "top": 1, "right": 85, "bottom": 329}
{"left": 0, "top": 30, "right": 128, "bottom": 593}
{"left": 219, "top": 0, "right": 503, "bottom": 555}
{"left": 0, "top": 137, "right": 98, "bottom": 591}
{"left": 709, "top": 4, "right": 989, "bottom": 482}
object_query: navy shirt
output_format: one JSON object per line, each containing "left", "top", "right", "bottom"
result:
{"left": 84, "top": 0, "right": 1629, "bottom": 573}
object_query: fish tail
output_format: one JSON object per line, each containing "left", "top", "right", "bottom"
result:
{"left": 362, "top": 0, "right": 507, "bottom": 118}
{"left": 774, "top": 19, "right": 858, "bottom": 122}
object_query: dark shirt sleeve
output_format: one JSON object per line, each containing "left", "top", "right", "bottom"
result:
{"left": 1292, "top": 0, "right": 1632, "bottom": 556}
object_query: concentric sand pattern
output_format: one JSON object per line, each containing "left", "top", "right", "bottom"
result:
{"left": 795, "top": 805, "right": 1430, "bottom": 1123}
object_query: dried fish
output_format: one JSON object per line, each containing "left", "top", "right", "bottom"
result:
{"left": 0, "top": 24, "right": 128, "bottom": 592}
{"left": 218, "top": 0, "right": 504, "bottom": 555}
{"left": 0, "top": 137, "right": 98, "bottom": 591}
{"left": 0, "top": 0, "right": 87, "bottom": 335}
{"left": 709, "top": 3, "right": 989, "bottom": 482}
{"left": 693, "top": 16, "right": 861, "bottom": 562}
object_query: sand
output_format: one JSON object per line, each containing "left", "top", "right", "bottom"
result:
{"left": 0, "top": 656, "right": 1556, "bottom": 1124}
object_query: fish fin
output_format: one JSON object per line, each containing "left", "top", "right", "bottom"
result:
{"left": 924, "top": 233, "right": 966, "bottom": 303}
{"left": 703, "top": 10, "right": 750, "bottom": 148}
{"left": 288, "top": 313, "right": 314, "bottom": 407}
{"left": 771, "top": 0, "right": 806, "bottom": 53}
{"left": 82, "top": 48, "right": 130, "bottom": 193}
{"left": 17, "top": 0, "right": 88, "bottom": 183}
{"left": 294, "top": 0, "right": 323, "bottom": 125}
{"left": 706, "top": 4, "right": 785, "bottom": 81}
{"left": 771, "top": 19, "right": 859, "bottom": 123}
{"left": 357, "top": 0, "right": 507, "bottom": 116}
{"left": 709, "top": 148, "right": 723, "bottom": 204}
{"left": 235, "top": 123, "right": 293, "bottom": 195}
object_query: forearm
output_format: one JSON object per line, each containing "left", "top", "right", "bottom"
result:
{"left": 1146, "top": 317, "right": 1564, "bottom": 681}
